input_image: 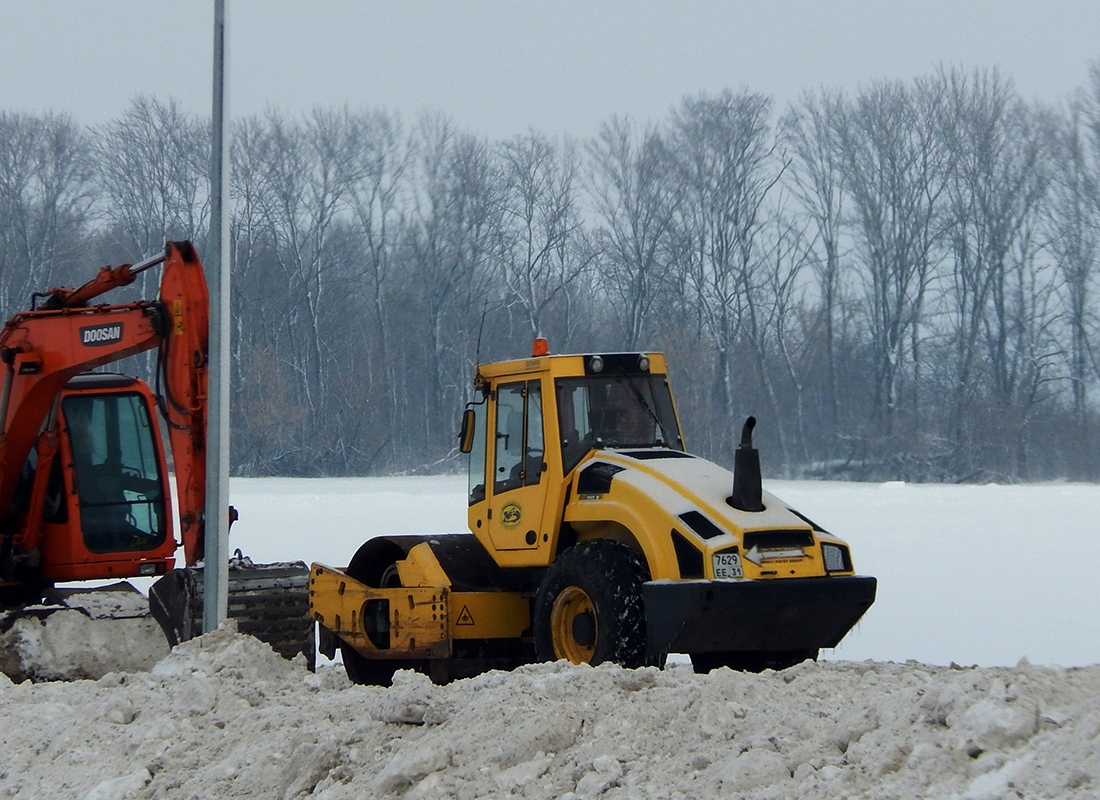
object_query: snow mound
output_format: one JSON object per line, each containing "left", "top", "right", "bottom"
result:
{"left": 151, "top": 619, "right": 302, "bottom": 683}
{"left": 0, "top": 628, "right": 1098, "bottom": 798}
{"left": 58, "top": 588, "right": 153, "bottom": 619}
{"left": 0, "top": 605, "right": 168, "bottom": 682}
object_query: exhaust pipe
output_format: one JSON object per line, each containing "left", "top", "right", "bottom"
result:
{"left": 729, "top": 416, "right": 764, "bottom": 512}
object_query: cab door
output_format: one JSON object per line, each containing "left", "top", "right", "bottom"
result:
{"left": 37, "top": 380, "right": 175, "bottom": 582}
{"left": 485, "top": 380, "right": 547, "bottom": 551}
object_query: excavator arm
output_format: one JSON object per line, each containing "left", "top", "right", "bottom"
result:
{"left": 150, "top": 243, "right": 209, "bottom": 565}
{"left": 0, "top": 241, "right": 209, "bottom": 564}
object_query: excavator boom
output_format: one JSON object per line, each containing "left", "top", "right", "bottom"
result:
{"left": 148, "top": 243, "right": 209, "bottom": 565}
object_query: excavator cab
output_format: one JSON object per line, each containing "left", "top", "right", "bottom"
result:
{"left": 62, "top": 376, "right": 169, "bottom": 555}
{"left": 12, "top": 373, "right": 175, "bottom": 584}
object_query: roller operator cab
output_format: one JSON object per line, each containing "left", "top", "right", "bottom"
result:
{"left": 310, "top": 343, "right": 876, "bottom": 684}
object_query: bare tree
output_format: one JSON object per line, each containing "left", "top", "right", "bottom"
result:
{"left": 667, "top": 90, "right": 784, "bottom": 460}
{"left": 781, "top": 91, "right": 847, "bottom": 452}
{"left": 990, "top": 237, "right": 1063, "bottom": 479}
{"left": 93, "top": 96, "right": 208, "bottom": 258}
{"left": 342, "top": 109, "right": 415, "bottom": 468}
{"left": 834, "top": 79, "right": 950, "bottom": 467}
{"left": 228, "top": 115, "right": 302, "bottom": 473}
{"left": 1067, "top": 62, "right": 1100, "bottom": 396}
{"left": 406, "top": 115, "right": 504, "bottom": 455}
{"left": 587, "top": 116, "right": 680, "bottom": 348}
{"left": 0, "top": 112, "right": 93, "bottom": 310}
{"left": 346, "top": 109, "right": 412, "bottom": 368}
{"left": 264, "top": 109, "right": 366, "bottom": 462}
{"left": 740, "top": 203, "right": 813, "bottom": 471}
{"left": 937, "top": 69, "right": 1053, "bottom": 475}
{"left": 1052, "top": 116, "right": 1097, "bottom": 421}
{"left": 497, "top": 132, "right": 591, "bottom": 341}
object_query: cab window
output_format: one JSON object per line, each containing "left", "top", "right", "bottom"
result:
{"left": 63, "top": 393, "right": 167, "bottom": 553}
{"left": 467, "top": 404, "right": 487, "bottom": 505}
{"left": 493, "top": 381, "right": 543, "bottom": 495}
{"left": 557, "top": 374, "right": 683, "bottom": 473}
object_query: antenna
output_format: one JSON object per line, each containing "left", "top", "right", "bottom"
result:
{"left": 473, "top": 301, "right": 489, "bottom": 389}
{"left": 475, "top": 301, "right": 489, "bottom": 364}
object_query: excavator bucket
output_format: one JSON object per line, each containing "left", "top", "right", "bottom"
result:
{"left": 149, "top": 554, "right": 315, "bottom": 668}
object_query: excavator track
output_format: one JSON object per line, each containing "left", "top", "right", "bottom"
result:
{"left": 150, "top": 554, "right": 314, "bottom": 669}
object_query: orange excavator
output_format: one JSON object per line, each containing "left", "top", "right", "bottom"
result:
{"left": 0, "top": 242, "right": 311, "bottom": 677}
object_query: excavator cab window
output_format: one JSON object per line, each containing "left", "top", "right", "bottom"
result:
{"left": 62, "top": 393, "right": 167, "bottom": 553}
{"left": 14, "top": 447, "right": 68, "bottom": 523}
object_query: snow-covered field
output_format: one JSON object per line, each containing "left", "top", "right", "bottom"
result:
{"left": 2, "top": 477, "right": 1099, "bottom": 799}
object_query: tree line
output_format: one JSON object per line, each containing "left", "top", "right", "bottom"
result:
{"left": 3, "top": 64, "right": 1100, "bottom": 482}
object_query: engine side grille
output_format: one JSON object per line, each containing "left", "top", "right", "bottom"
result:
{"left": 625, "top": 450, "right": 693, "bottom": 461}
{"left": 577, "top": 462, "right": 625, "bottom": 494}
{"left": 678, "top": 510, "right": 726, "bottom": 540}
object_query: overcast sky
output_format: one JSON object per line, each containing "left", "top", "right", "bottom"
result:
{"left": 3, "top": 1, "right": 1098, "bottom": 140}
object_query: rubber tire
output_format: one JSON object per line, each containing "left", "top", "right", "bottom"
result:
{"left": 340, "top": 550, "right": 420, "bottom": 687}
{"left": 534, "top": 540, "right": 660, "bottom": 669}
{"left": 690, "top": 648, "right": 819, "bottom": 674}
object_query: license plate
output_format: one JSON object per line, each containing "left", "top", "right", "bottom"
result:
{"left": 712, "top": 551, "right": 743, "bottom": 579}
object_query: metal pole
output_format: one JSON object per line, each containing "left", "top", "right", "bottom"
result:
{"left": 204, "top": 0, "right": 231, "bottom": 633}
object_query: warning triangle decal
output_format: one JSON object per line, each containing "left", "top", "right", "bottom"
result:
{"left": 456, "top": 605, "right": 475, "bottom": 626}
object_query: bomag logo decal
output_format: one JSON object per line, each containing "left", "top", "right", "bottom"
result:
{"left": 80, "top": 322, "right": 124, "bottom": 347}
{"left": 501, "top": 502, "right": 522, "bottom": 528}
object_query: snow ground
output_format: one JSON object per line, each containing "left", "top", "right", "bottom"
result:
{"left": 2, "top": 625, "right": 1098, "bottom": 799}
{"left": 2, "top": 478, "right": 1099, "bottom": 798}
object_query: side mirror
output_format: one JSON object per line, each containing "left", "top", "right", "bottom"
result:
{"left": 458, "top": 408, "right": 476, "bottom": 454}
